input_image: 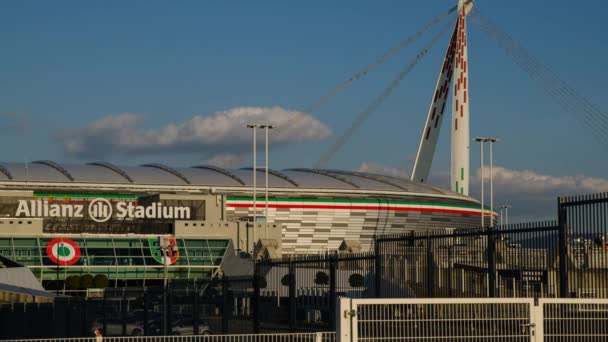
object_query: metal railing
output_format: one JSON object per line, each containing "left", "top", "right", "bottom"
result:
{"left": 0, "top": 332, "right": 336, "bottom": 342}
{"left": 337, "top": 297, "right": 608, "bottom": 341}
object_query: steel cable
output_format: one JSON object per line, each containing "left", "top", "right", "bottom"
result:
{"left": 275, "top": 6, "right": 458, "bottom": 136}
{"left": 314, "top": 19, "right": 456, "bottom": 168}
{"left": 469, "top": 9, "right": 608, "bottom": 145}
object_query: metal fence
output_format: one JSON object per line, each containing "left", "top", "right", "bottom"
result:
{"left": 337, "top": 297, "right": 608, "bottom": 341}
{"left": 1, "top": 192, "right": 606, "bottom": 339}
{"left": 0, "top": 332, "right": 336, "bottom": 342}
{"left": 0, "top": 277, "right": 256, "bottom": 340}
{"left": 254, "top": 253, "right": 375, "bottom": 333}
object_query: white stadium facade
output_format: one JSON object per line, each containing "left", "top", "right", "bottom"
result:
{"left": 0, "top": 161, "right": 486, "bottom": 288}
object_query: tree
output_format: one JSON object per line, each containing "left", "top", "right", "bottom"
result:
{"left": 314, "top": 271, "right": 329, "bottom": 286}
{"left": 65, "top": 275, "right": 81, "bottom": 290}
{"left": 93, "top": 274, "right": 109, "bottom": 288}
{"left": 256, "top": 276, "right": 268, "bottom": 289}
{"left": 80, "top": 274, "right": 94, "bottom": 289}
{"left": 281, "top": 274, "right": 290, "bottom": 287}
{"left": 348, "top": 273, "right": 364, "bottom": 287}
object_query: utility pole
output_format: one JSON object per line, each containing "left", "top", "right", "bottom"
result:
{"left": 260, "top": 125, "right": 274, "bottom": 239}
{"left": 247, "top": 124, "right": 259, "bottom": 253}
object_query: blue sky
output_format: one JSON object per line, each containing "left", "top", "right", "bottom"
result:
{"left": 0, "top": 0, "right": 607, "bottom": 220}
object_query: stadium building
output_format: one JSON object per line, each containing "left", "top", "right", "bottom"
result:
{"left": 0, "top": 161, "right": 486, "bottom": 289}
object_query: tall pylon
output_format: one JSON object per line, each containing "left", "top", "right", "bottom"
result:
{"left": 412, "top": 0, "right": 472, "bottom": 195}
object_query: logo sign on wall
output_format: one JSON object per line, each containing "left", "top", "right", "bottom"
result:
{"left": 148, "top": 237, "right": 179, "bottom": 265}
{"left": 46, "top": 238, "right": 81, "bottom": 266}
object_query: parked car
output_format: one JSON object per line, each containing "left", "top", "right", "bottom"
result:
{"left": 171, "top": 319, "right": 212, "bottom": 335}
{"left": 91, "top": 319, "right": 144, "bottom": 336}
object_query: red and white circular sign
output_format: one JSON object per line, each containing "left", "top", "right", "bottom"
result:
{"left": 46, "top": 238, "right": 81, "bottom": 266}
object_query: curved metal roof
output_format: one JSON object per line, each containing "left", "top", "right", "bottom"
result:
{"left": 0, "top": 160, "right": 465, "bottom": 197}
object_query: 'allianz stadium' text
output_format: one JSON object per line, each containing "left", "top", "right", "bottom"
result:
{"left": 14, "top": 199, "right": 191, "bottom": 220}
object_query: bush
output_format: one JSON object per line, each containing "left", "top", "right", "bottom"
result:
{"left": 314, "top": 271, "right": 329, "bottom": 285}
{"left": 281, "top": 274, "right": 290, "bottom": 287}
{"left": 348, "top": 273, "right": 364, "bottom": 287}
{"left": 256, "top": 276, "right": 268, "bottom": 289}
{"left": 93, "top": 274, "right": 109, "bottom": 288}
{"left": 80, "top": 274, "right": 94, "bottom": 289}
{"left": 65, "top": 275, "right": 81, "bottom": 290}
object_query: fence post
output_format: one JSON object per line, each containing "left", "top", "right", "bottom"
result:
{"left": 374, "top": 239, "right": 382, "bottom": 298}
{"left": 426, "top": 233, "right": 434, "bottom": 297}
{"left": 222, "top": 276, "right": 229, "bottom": 334}
{"left": 143, "top": 289, "right": 149, "bottom": 336}
{"left": 487, "top": 228, "right": 497, "bottom": 298}
{"left": 329, "top": 253, "right": 337, "bottom": 331}
{"left": 288, "top": 257, "right": 296, "bottom": 332}
{"left": 558, "top": 197, "right": 569, "bottom": 298}
{"left": 253, "top": 262, "right": 260, "bottom": 333}
{"left": 193, "top": 280, "right": 199, "bottom": 335}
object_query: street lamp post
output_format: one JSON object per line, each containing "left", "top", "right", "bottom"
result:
{"left": 260, "top": 125, "right": 274, "bottom": 239}
{"left": 163, "top": 237, "right": 168, "bottom": 336}
{"left": 247, "top": 124, "right": 259, "bottom": 252}
{"left": 474, "top": 137, "right": 486, "bottom": 228}
{"left": 498, "top": 205, "right": 512, "bottom": 227}
{"left": 487, "top": 138, "right": 498, "bottom": 227}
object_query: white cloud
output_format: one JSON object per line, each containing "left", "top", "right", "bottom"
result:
{"left": 58, "top": 107, "right": 331, "bottom": 158}
{"left": 357, "top": 162, "right": 608, "bottom": 222}
{"left": 202, "top": 153, "right": 245, "bottom": 168}
{"left": 356, "top": 162, "right": 408, "bottom": 178}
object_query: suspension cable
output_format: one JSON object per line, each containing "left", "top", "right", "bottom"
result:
{"left": 314, "top": 19, "right": 456, "bottom": 169}
{"left": 469, "top": 9, "right": 608, "bottom": 145}
{"left": 277, "top": 5, "right": 458, "bottom": 135}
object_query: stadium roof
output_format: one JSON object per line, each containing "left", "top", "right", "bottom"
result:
{"left": 0, "top": 161, "right": 465, "bottom": 197}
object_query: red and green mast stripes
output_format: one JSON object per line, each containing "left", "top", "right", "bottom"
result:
{"left": 227, "top": 196, "right": 496, "bottom": 217}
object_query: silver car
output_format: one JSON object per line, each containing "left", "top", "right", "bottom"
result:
{"left": 171, "top": 319, "right": 212, "bottom": 335}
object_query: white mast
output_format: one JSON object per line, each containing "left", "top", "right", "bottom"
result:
{"left": 451, "top": 0, "right": 472, "bottom": 195}
{"left": 412, "top": 0, "right": 473, "bottom": 195}
{"left": 411, "top": 26, "right": 458, "bottom": 183}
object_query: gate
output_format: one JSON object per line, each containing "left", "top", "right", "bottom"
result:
{"left": 337, "top": 298, "right": 608, "bottom": 341}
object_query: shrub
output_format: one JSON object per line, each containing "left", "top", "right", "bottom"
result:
{"left": 314, "top": 271, "right": 329, "bottom": 285}
{"left": 65, "top": 275, "right": 81, "bottom": 290}
{"left": 80, "top": 274, "right": 94, "bottom": 289}
{"left": 348, "top": 273, "right": 364, "bottom": 287}
{"left": 256, "top": 277, "right": 268, "bottom": 289}
{"left": 93, "top": 274, "right": 109, "bottom": 288}
{"left": 281, "top": 274, "right": 290, "bottom": 287}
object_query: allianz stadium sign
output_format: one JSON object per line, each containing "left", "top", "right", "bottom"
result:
{"left": 15, "top": 199, "right": 191, "bottom": 223}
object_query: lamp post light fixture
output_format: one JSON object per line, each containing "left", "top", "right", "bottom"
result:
{"left": 498, "top": 205, "right": 512, "bottom": 227}
{"left": 247, "top": 124, "right": 259, "bottom": 252}
{"left": 474, "top": 137, "right": 499, "bottom": 228}
{"left": 486, "top": 137, "right": 498, "bottom": 227}
{"left": 473, "top": 137, "right": 486, "bottom": 228}
{"left": 259, "top": 125, "right": 274, "bottom": 239}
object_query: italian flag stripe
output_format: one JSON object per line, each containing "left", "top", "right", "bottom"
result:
{"left": 227, "top": 198, "right": 496, "bottom": 217}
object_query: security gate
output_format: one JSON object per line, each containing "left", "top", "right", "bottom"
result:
{"left": 337, "top": 298, "right": 608, "bottom": 341}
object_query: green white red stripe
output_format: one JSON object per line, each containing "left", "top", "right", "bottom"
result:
{"left": 227, "top": 197, "right": 496, "bottom": 217}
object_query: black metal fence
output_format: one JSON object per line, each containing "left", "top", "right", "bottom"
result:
{"left": 0, "top": 277, "right": 255, "bottom": 339}
{"left": 250, "top": 192, "right": 608, "bottom": 333}
{"left": 254, "top": 252, "right": 375, "bottom": 333}
{"left": 1, "top": 192, "right": 606, "bottom": 338}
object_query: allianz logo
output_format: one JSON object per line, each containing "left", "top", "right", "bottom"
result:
{"left": 15, "top": 199, "right": 191, "bottom": 223}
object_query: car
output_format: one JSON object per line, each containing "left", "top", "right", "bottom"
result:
{"left": 91, "top": 319, "right": 144, "bottom": 336}
{"left": 171, "top": 319, "right": 212, "bottom": 335}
